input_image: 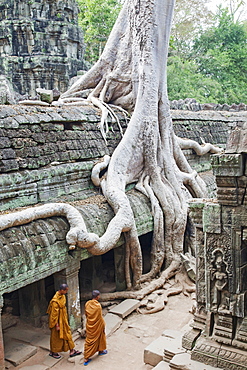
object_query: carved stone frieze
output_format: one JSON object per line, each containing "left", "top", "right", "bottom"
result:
{"left": 213, "top": 313, "right": 233, "bottom": 345}
{"left": 195, "top": 228, "right": 206, "bottom": 309}
{"left": 192, "top": 337, "right": 247, "bottom": 370}
{"left": 191, "top": 338, "right": 221, "bottom": 367}
{"left": 233, "top": 317, "right": 247, "bottom": 350}
{"left": 181, "top": 328, "right": 201, "bottom": 351}
{"left": 209, "top": 249, "right": 230, "bottom": 313}
{"left": 206, "top": 233, "right": 233, "bottom": 311}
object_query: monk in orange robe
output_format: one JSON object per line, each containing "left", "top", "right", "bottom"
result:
{"left": 84, "top": 290, "right": 107, "bottom": 365}
{"left": 47, "top": 283, "right": 82, "bottom": 359}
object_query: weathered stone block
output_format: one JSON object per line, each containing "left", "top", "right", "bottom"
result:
{"left": 4, "top": 341, "right": 37, "bottom": 366}
{"left": 20, "top": 366, "right": 49, "bottom": 370}
{"left": 171, "top": 353, "right": 224, "bottom": 369}
{"left": 153, "top": 361, "right": 170, "bottom": 370}
{"left": 191, "top": 338, "right": 221, "bottom": 367}
{"left": 182, "top": 328, "right": 201, "bottom": 350}
{"left": 216, "top": 176, "right": 238, "bottom": 187}
{"left": 188, "top": 201, "right": 205, "bottom": 226}
{"left": 144, "top": 336, "right": 174, "bottom": 366}
{"left": 109, "top": 299, "right": 140, "bottom": 318}
{"left": 36, "top": 88, "right": 53, "bottom": 103}
{"left": 203, "top": 203, "right": 221, "bottom": 234}
{"left": 217, "top": 344, "right": 247, "bottom": 370}
{"left": 104, "top": 313, "right": 123, "bottom": 337}
{"left": 212, "top": 154, "right": 244, "bottom": 177}
{"left": 226, "top": 128, "right": 247, "bottom": 154}
{"left": 217, "top": 187, "right": 245, "bottom": 206}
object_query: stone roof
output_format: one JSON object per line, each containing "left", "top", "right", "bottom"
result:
{"left": 0, "top": 190, "right": 153, "bottom": 295}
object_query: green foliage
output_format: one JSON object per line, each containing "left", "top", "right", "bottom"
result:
{"left": 77, "top": 0, "right": 121, "bottom": 64}
{"left": 192, "top": 8, "right": 247, "bottom": 103}
{"left": 171, "top": 0, "right": 213, "bottom": 57}
{"left": 76, "top": 0, "right": 247, "bottom": 104}
{"left": 167, "top": 56, "right": 224, "bottom": 103}
{"left": 168, "top": 7, "right": 247, "bottom": 104}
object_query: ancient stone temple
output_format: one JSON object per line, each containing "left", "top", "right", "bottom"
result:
{"left": 0, "top": 101, "right": 245, "bottom": 368}
{"left": 183, "top": 121, "right": 247, "bottom": 369}
{"left": 0, "top": 0, "right": 86, "bottom": 96}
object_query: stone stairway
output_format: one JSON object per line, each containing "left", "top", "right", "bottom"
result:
{"left": 144, "top": 329, "right": 224, "bottom": 370}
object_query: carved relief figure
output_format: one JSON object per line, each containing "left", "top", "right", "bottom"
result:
{"left": 210, "top": 250, "right": 229, "bottom": 312}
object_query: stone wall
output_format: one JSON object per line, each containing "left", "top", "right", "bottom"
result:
{"left": 0, "top": 106, "right": 245, "bottom": 212}
{"left": 0, "top": 0, "right": 85, "bottom": 96}
{"left": 0, "top": 103, "right": 125, "bottom": 211}
{"left": 182, "top": 122, "right": 247, "bottom": 370}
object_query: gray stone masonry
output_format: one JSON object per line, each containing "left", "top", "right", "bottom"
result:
{"left": 3, "top": 325, "right": 85, "bottom": 368}
{"left": 144, "top": 335, "right": 177, "bottom": 367}
{"left": 0, "top": 190, "right": 153, "bottom": 297}
{"left": 170, "top": 352, "right": 224, "bottom": 370}
{"left": 1, "top": 106, "right": 247, "bottom": 369}
{"left": 0, "top": 0, "right": 86, "bottom": 96}
{"left": 1, "top": 105, "right": 244, "bottom": 213}
{"left": 108, "top": 298, "right": 140, "bottom": 318}
{"left": 4, "top": 327, "right": 47, "bottom": 346}
{"left": 186, "top": 120, "right": 247, "bottom": 370}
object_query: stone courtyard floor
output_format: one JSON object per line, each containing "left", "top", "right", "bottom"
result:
{"left": 3, "top": 293, "right": 221, "bottom": 370}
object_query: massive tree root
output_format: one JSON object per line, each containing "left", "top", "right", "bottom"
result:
{"left": 59, "top": 0, "right": 221, "bottom": 288}
{"left": 0, "top": 0, "right": 222, "bottom": 301}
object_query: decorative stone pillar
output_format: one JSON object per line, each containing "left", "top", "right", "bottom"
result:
{"left": 54, "top": 261, "right": 81, "bottom": 331}
{"left": 182, "top": 202, "right": 207, "bottom": 350}
{"left": 0, "top": 295, "right": 4, "bottom": 370}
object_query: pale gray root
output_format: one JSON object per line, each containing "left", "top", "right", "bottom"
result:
{"left": 138, "top": 176, "right": 165, "bottom": 282}
{"left": 140, "top": 261, "right": 196, "bottom": 314}
{"left": 174, "top": 264, "right": 196, "bottom": 297}
{"left": 176, "top": 136, "right": 223, "bottom": 155}
{"left": 0, "top": 203, "right": 99, "bottom": 250}
{"left": 58, "top": 1, "right": 135, "bottom": 139}
{"left": 91, "top": 155, "right": 111, "bottom": 187}
{"left": 189, "top": 292, "right": 197, "bottom": 314}
{"left": 181, "top": 252, "right": 196, "bottom": 282}
{"left": 80, "top": 260, "right": 181, "bottom": 302}
{"left": 141, "top": 286, "right": 183, "bottom": 314}
{"left": 18, "top": 100, "right": 50, "bottom": 106}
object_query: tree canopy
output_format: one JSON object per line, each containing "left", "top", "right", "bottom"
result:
{"left": 168, "top": 6, "right": 247, "bottom": 104}
{"left": 76, "top": 0, "right": 247, "bottom": 105}
{"left": 77, "top": 0, "right": 122, "bottom": 63}
{"left": 192, "top": 8, "right": 247, "bottom": 103}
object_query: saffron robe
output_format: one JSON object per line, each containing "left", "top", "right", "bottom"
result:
{"left": 47, "top": 291, "right": 75, "bottom": 353}
{"left": 84, "top": 299, "right": 106, "bottom": 359}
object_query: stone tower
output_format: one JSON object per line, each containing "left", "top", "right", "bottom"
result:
{"left": 0, "top": 0, "right": 86, "bottom": 96}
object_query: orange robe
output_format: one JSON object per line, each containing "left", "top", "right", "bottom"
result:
{"left": 47, "top": 291, "right": 75, "bottom": 353}
{"left": 84, "top": 299, "right": 106, "bottom": 359}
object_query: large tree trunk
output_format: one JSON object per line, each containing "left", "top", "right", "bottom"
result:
{"left": 59, "top": 0, "right": 221, "bottom": 287}
{"left": 0, "top": 0, "right": 221, "bottom": 292}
